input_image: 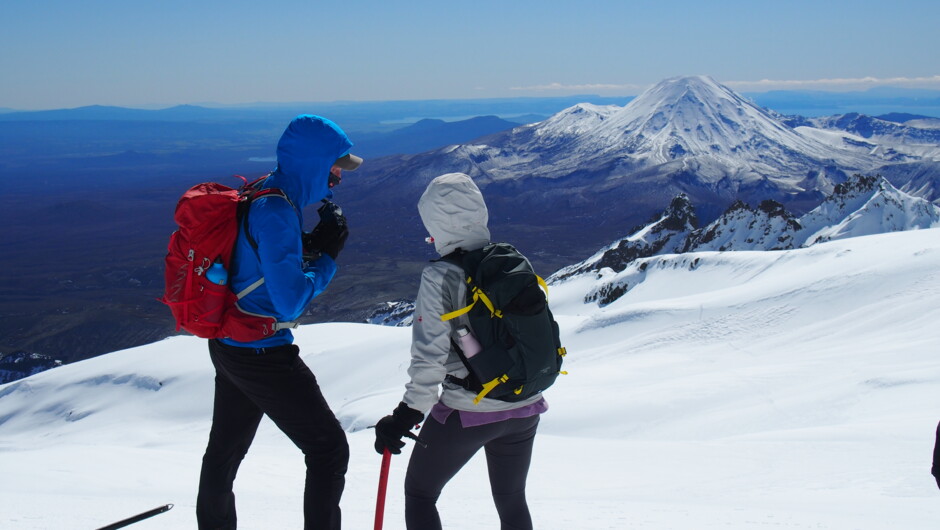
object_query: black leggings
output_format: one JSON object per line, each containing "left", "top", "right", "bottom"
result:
{"left": 196, "top": 340, "right": 348, "bottom": 530}
{"left": 404, "top": 411, "right": 540, "bottom": 530}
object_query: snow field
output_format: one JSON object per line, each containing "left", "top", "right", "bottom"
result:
{"left": 1, "top": 228, "right": 939, "bottom": 528}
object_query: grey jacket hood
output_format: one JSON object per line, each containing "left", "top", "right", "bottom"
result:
{"left": 418, "top": 173, "right": 491, "bottom": 256}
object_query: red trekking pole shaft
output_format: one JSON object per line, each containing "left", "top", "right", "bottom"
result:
{"left": 374, "top": 448, "right": 392, "bottom": 530}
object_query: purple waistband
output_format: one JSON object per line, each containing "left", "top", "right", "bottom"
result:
{"left": 430, "top": 397, "right": 548, "bottom": 428}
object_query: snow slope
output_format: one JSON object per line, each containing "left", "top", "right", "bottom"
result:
{"left": 2, "top": 229, "right": 940, "bottom": 529}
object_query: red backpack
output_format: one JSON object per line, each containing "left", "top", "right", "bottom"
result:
{"left": 161, "top": 176, "right": 298, "bottom": 342}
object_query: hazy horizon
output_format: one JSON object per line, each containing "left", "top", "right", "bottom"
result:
{"left": 2, "top": 83, "right": 940, "bottom": 119}
{"left": 3, "top": 0, "right": 939, "bottom": 110}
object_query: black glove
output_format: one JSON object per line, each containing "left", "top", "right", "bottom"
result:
{"left": 302, "top": 200, "right": 349, "bottom": 261}
{"left": 374, "top": 402, "right": 424, "bottom": 455}
{"left": 316, "top": 222, "right": 348, "bottom": 260}
{"left": 317, "top": 200, "right": 347, "bottom": 230}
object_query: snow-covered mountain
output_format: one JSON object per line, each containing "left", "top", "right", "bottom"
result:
{"left": 788, "top": 112, "right": 940, "bottom": 161}
{"left": 551, "top": 193, "right": 701, "bottom": 280}
{"left": 797, "top": 174, "right": 940, "bottom": 245}
{"left": 350, "top": 75, "right": 940, "bottom": 267}
{"left": 552, "top": 174, "right": 940, "bottom": 294}
{"left": 685, "top": 198, "right": 801, "bottom": 252}
{"left": 787, "top": 113, "right": 940, "bottom": 203}
{"left": 364, "top": 299, "right": 415, "bottom": 327}
{"left": 455, "top": 76, "right": 873, "bottom": 184}
{"left": 2, "top": 228, "right": 939, "bottom": 529}
{"left": 553, "top": 76, "right": 867, "bottom": 175}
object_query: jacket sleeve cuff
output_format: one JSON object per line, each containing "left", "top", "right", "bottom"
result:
{"left": 303, "top": 254, "right": 337, "bottom": 294}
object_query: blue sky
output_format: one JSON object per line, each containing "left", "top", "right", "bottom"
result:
{"left": 2, "top": 0, "right": 939, "bottom": 110}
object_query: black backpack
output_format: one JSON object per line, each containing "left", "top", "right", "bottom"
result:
{"left": 440, "top": 243, "right": 567, "bottom": 404}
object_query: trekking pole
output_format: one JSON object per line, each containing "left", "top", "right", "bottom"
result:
{"left": 369, "top": 426, "right": 428, "bottom": 530}
{"left": 96, "top": 504, "right": 174, "bottom": 530}
{"left": 374, "top": 448, "right": 392, "bottom": 530}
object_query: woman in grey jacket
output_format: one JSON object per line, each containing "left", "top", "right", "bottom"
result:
{"left": 374, "top": 173, "right": 547, "bottom": 530}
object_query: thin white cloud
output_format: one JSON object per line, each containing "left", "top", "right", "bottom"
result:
{"left": 511, "top": 76, "right": 940, "bottom": 94}
{"left": 724, "top": 75, "right": 940, "bottom": 91}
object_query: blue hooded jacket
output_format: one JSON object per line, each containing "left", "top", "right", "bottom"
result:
{"left": 220, "top": 115, "right": 354, "bottom": 348}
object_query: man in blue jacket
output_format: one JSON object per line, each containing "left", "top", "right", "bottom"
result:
{"left": 196, "top": 115, "right": 361, "bottom": 530}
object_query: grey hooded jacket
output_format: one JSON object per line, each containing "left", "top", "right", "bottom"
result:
{"left": 402, "top": 173, "right": 545, "bottom": 414}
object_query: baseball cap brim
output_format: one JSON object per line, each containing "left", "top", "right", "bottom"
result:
{"left": 334, "top": 153, "right": 363, "bottom": 171}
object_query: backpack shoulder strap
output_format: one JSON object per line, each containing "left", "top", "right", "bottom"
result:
{"left": 231, "top": 186, "right": 299, "bottom": 330}
{"left": 438, "top": 246, "right": 504, "bottom": 321}
{"left": 239, "top": 186, "right": 292, "bottom": 251}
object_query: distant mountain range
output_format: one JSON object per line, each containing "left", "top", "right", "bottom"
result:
{"left": 785, "top": 112, "right": 940, "bottom": 159}
{"left": 550, "top": 174, "right": 939, "bottom": 306}
{"left": 0, "top": 96, "right": 637, "bottom": 125}
{"left": 4, "top": 85, "right": 939, "bottom": 120}
{"left": 4, "top": 76, "right": 940, "bottom": 381}
{"left": 346, "top": 76, "right": 940, "bottom": 265}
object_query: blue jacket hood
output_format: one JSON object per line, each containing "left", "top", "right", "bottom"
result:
{"left": 266, "top": 115, "right": 354, "bottom": 208}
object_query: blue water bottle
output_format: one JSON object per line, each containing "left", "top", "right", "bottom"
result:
{"left": 206, "top": 260, "right": 228, "bottom": 285}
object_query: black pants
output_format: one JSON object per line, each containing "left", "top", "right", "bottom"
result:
{"left": 196, "top": 340, "right": 348, "bottom": 530}
{"left": 404, "top": 412, "right": 540, "bottom": 530}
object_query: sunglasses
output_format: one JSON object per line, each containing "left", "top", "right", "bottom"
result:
{"left": 329, "top": 166, "right": 342, "bottom": 189}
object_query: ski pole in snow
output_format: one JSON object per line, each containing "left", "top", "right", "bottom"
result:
{"left": 96, "top": 504, "right": 174, "bottom": 530}
{"left": 374, "top": 448, "right": 392, "bottom": 530}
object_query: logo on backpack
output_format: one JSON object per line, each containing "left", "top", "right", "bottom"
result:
{"left": 160, "top": 176, "right": 298, "bottom": 342}
{"left": 441, "top": 243, "right": 567, "bottom": 404}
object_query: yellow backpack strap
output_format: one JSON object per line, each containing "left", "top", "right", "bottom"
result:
{"left": 473, "top": 374, "right": 509, "bottom": 404}
{"left": 537, "top": 275, "right": 549, "bottom": 298}
{"left": 441, "top": 276, "right": 482, "bottom": 322}
{"left": 441, "top": 283, "right": 504, "bottom": 321}
{"left": 474, "top": 288, "right": 502, "bottom": 318}
{"left": 441, "top": 276, "right": 478, "bottom": 321}
{"left": 441, "top": 297, "right": 475, "bottom": 322}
